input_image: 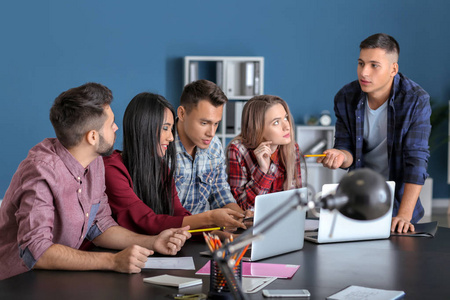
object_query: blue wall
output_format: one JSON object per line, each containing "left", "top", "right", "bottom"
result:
{"left": 1, "top": 1, "right": 450, "bottom": 198}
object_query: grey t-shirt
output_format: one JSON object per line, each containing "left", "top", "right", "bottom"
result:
{"left": 363, "top": 97, "right": 389, "bottom": 179}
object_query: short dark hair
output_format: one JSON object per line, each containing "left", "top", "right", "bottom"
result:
{"left": 50, "top": 82, "right": 113, "bottom": 148}
{"left": 360, "top": 33, "right": 400, "bottom": 59}
{"left": 180, "top": 79, "right": 228, "bottom": 113}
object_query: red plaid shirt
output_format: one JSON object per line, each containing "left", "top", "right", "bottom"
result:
{"left": 227, "top": 140, "right": 302, "bottom": 210}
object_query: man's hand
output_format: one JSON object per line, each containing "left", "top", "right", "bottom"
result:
{"left": 112, "top": 245, "right": 153, "bottom": 273}
{"left": 210, "top": 208, "right": 246, "bottom": 230}
{"left": 152, "top": 226, "right": 191, "bottom": 255}
{"left": 391, "top": 216, "right": 415, "bottom": 233}
{"left": 243, "top": 209, "right": 254, "bottom": 227}
{"left": 254, "top": 141, "right": 273, "bottom": 173}
{"left": 317, "top": 149, "right": 349, "bottom": 169}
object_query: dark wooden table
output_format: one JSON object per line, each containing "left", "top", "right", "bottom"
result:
{"left": 2, "top": 227, "right": 450, "bottom": 299}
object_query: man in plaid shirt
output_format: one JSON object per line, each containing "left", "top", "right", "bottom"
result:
{"left": 174, "top": 80, "right": 252, "bottom": 226}
{"left": 318, "top": 33, "right": 431, "bottom": 234}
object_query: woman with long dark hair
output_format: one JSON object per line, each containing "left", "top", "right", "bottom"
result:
{"left": 104, "top": 92, "right": 245, "bottom": 234}
{"left": 226, "top": 95, "right": 303, "bottom": 210}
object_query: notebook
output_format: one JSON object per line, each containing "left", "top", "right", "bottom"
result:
{"left": 143, "top": 274, "right": 202, "bottom": 288}
{"left": 251, "top": 188, "right": 307, "bottom": 261}
{"left": 304, "top": 181, "right": 395, "bottom": 244}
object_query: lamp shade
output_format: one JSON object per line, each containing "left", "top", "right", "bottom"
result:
{"left": 335, "top": 168, "right": 391, "bottom": 220}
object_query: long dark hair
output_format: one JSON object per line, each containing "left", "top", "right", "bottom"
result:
{"left": 122, "top": 92, "right": 176, "bottom": 215}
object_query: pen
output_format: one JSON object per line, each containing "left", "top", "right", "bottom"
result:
{"left": 304, "top": 154, "right": 326, "bottom": 157}
{"left": 188, "top": 227, "right": 224, "bottom": 233}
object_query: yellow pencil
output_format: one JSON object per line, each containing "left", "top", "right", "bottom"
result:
{"left": 304, "top": 154, "right": 326, "bottom": 157}
{"left": 188, "top": 227, "right": 224, "bottom": 233}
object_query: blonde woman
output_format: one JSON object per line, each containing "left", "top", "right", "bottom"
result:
{"left": 226, "top": 95, "right": 303, "bottom": 210}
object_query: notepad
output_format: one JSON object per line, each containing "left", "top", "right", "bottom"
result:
{"left": 195, "top": 261, "right": 299, "bottom": 279}
{"left": 390, "top": 221, "right": 438, "bottom": 237}
{"left": 143, "top": 257, "right": 195, "bottom": 270}
{"left": 327, "top": 285, "right": 405, "bottom": 300}
{"left": 143, "top": 274, "right": 202, "bottom": 289}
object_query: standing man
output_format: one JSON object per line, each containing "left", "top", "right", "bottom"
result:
{"left": 175, "top": 79, "right": 251, "bottom": 228}
{"left": 0, "top": 83, "right": 190, "bottom": 280}
{"left": 318, "top": 33, "right": 431, "bottom": 233}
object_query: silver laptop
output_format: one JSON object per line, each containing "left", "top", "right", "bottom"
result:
{"left": 304, "top": 181, "right": 395, "bottom": 244}
{"left": 251, "top": 188, "right": 307, "bottom": 261}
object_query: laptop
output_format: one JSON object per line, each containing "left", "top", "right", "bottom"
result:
{"left": 251, "top": 188, "right": 307, "bottom": 261}
{"left": 304, "top": 181, "right": 395, "bottom": 244}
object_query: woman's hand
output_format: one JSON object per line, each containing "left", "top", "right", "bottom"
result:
{"left": 254, "top": 141, "right": 273, "bottom": 173}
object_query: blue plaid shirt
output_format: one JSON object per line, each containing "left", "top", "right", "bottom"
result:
{"left": 174, "top": 134, "right": 237, "bottom": 214}
{"left": 334, "top": 73, "right": 431, "bottom": 223}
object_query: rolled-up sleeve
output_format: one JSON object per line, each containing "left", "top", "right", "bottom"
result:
{"left": 91, "top": 192, "right": 117, "bottom": 235}
{"left": 15, "top": 161, "right": 58, "bottom": 269}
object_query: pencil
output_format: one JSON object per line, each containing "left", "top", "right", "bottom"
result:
{"left": 188, "top": 227, "right": 224, "bottom": 233}
{"left": 304, "top": 154, "right": 326, "bottom": 157}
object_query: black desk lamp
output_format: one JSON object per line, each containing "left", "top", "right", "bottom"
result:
{"left": 211, "top": 168, "right": 392, "bottom": 300}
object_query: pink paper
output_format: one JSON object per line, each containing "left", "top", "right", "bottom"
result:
{"left": 195, "top": 261, "right": 300, "bottom": 279}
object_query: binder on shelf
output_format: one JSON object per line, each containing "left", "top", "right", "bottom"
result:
{"left": 226, "top": 62, "right": 237, "bottom": 96}
{"left": 254, "top": 62, "right": 260, "bottom": 95}
{"left": 216, "top": 61, "right": 223, "bottom": 90}
{"left": 226, "top": 102, "right": 235, "bottom": 134}
{"left": 189, "top": 61, "right": 199, "bottom": 83}
{"left": 242, "top": 62, "right": 255, "bottom": 96}
{"left": 235, "top": 101, "right": 244, "bottom": 134}
{"left": 226, "top": 101, "right": 244, "bottom": 135}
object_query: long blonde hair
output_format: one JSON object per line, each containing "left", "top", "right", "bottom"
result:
{"left": 231, "top": 95, "right": 300, "bottom": 189}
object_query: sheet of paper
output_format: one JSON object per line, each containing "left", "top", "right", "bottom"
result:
{"left": 242, "top": 277, "right": 277, "bottom": 293}
{"left": 327, "top": 285, "right": 405, "bottom": 300}
{"left": 305, "top": 219, "right": 319, "bottom": 231}
{"left": 144, "top": 257, "right": 195, "bottom": 270}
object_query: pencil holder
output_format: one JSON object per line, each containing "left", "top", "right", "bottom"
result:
{"left": 208, "top": 259, "right": 242, "bottom": 300}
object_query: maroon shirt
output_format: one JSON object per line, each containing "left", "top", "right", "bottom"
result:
{"left": 0, "top": 138, "right": 117, "bottom": 280}
{"left": 103, "top": 151, "right": 191, "bottom": 235}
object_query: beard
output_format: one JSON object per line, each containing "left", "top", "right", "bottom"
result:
{"left": 98, "top": 132, "right": 115, "bottom": 157}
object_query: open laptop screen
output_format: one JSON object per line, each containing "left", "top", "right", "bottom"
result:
{"left": 251, "top": 188, "right": 307, "bottom": 261}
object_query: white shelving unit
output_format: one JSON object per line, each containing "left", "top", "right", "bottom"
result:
{"left": 183, "top": 56, "right": 264, "bottom": 147}
{"left": 296, "top": 125, "right": 347, "bottom": 195}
